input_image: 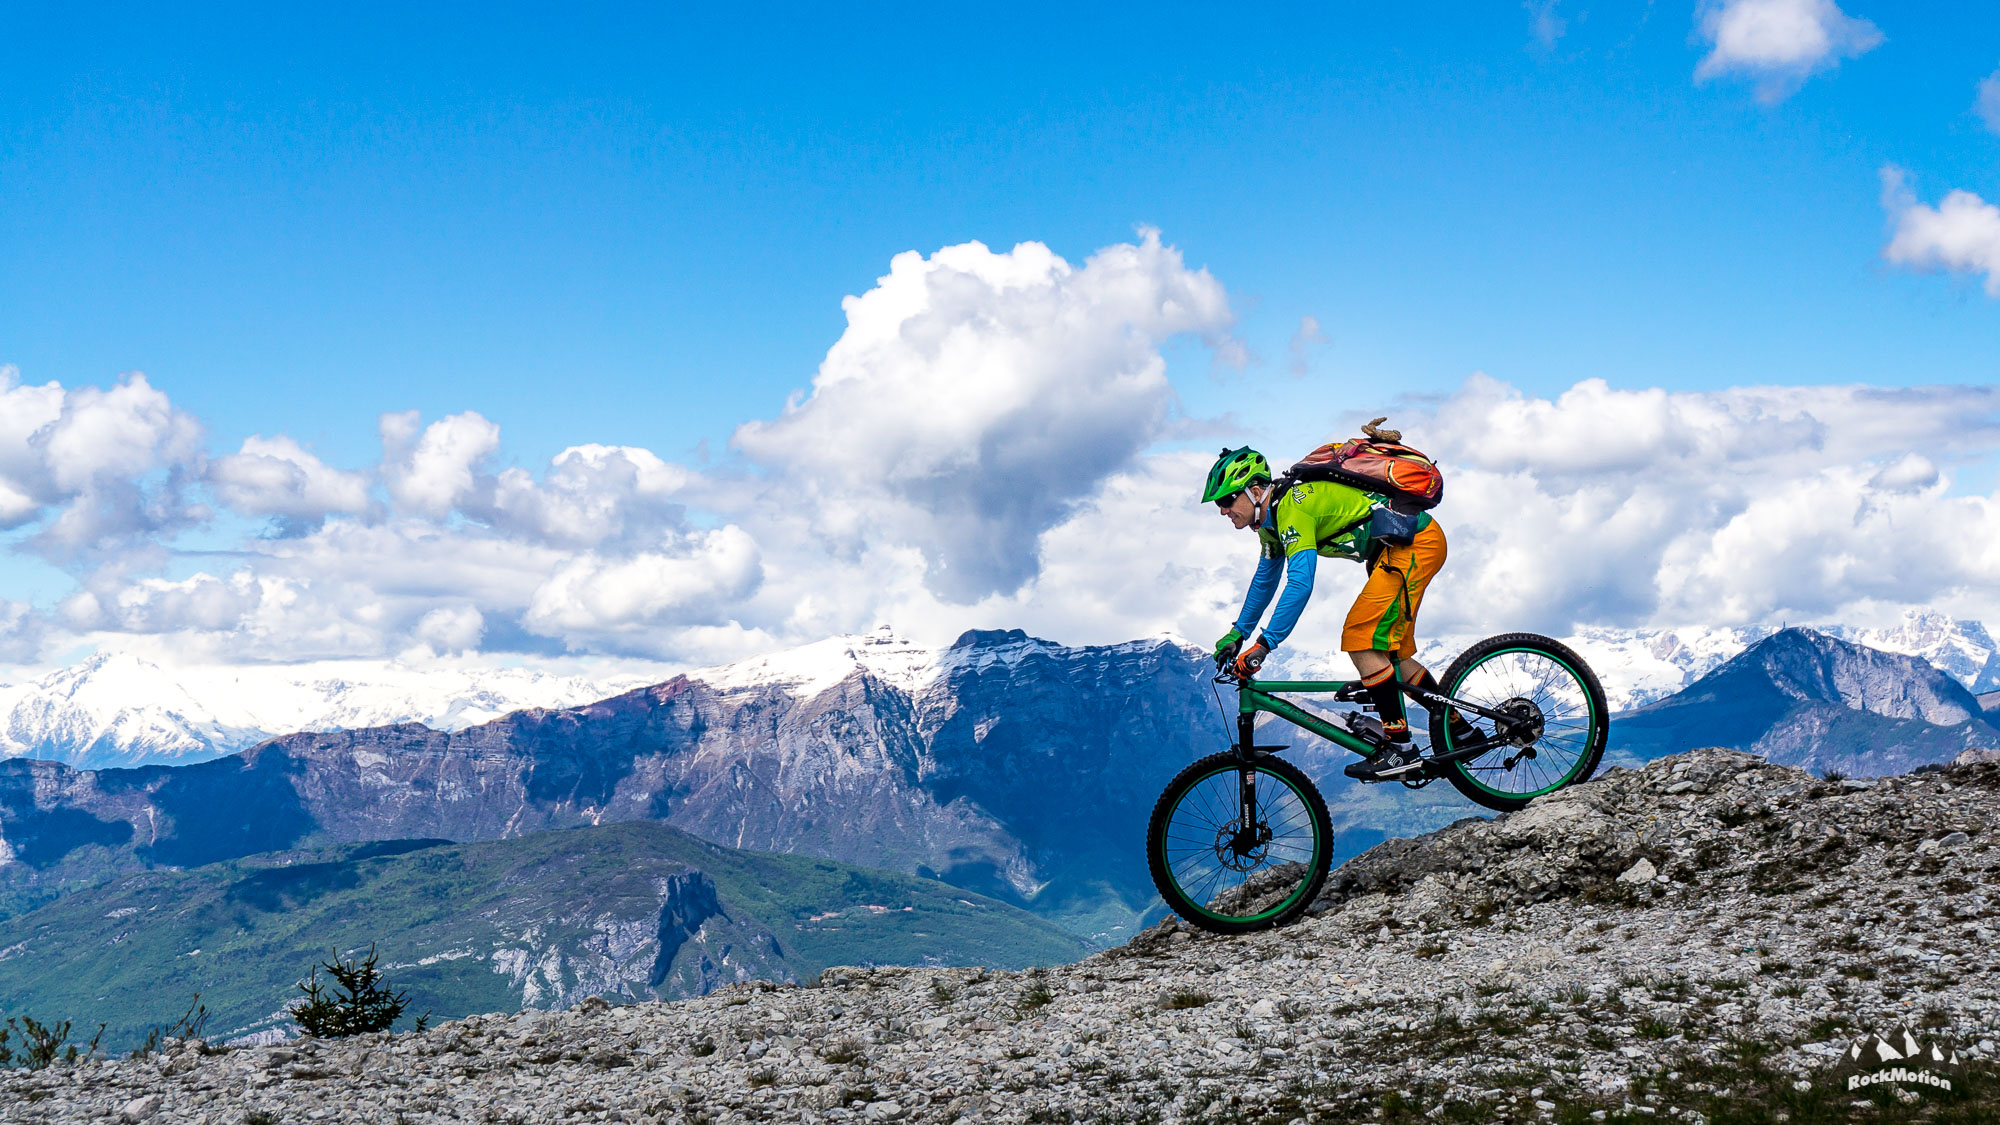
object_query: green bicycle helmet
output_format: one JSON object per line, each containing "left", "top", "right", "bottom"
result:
{"left": 1201, "top": 446, "right": 1271, "bottom": 504}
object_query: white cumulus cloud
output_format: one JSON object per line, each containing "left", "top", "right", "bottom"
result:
{"left": 1694, "top": 0, "right": 1882, "bottom": 100}
{"left": 478, "top": 444, "right": 691, "bottom": 549}
{"left": 411, "top": 604, "right": 486, "bottom": 656}
{"left": 0, "top": 367, "right": 734, "bottom": 662}
{"left": 523, "top": 526, "right": 764, "bottom": 648}
{"left": 209, "top": 434, "right": 373, "bottom": 528}
{"left": 13, "top": 233, "right": 2000, "bottom": 677}
{"left": 380, "top": 409, "right": 501, "bottom": 518}
{"left": 1400, "top": 375, "right": 2000, "bottom": 633}
{"left": 0, "top": 368, "right": 207, "bottom": 562}
{"left": 1881, "top": 166, "right": 2000, "bottom": 296}
{"left": 732, "top": 230, "right": 1235, "bottom": 604}
{"left": 62, "top": 571, "right": 264, "bottom": 635}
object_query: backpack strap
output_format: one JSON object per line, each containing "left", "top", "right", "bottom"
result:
{"left": 1265, "top": 473, "right": 1298, "bottom": 508}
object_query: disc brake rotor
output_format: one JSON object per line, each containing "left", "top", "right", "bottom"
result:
{"left": 1213, "top": 819, "right": 1270, "bottom": 872}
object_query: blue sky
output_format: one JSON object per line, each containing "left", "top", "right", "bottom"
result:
{"left": 7, "top": 3, "right": 1996, "bottom": 456}
{"left": 3, "top": 2, "right": 1999, "bottom": 669}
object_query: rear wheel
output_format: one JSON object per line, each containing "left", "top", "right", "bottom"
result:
{"left": 1430, "top": 633, "right": 1608, "bottom": 812}
{"left": 1146, "top": 752, "right": 1332, "bottom": 934}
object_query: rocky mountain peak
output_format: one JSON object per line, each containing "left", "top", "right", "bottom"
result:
{"left": 1739, "top": 628, "right": 1982, "bottom": 724}
{"left": 951, "top": 628, "right": 1032, "bottom": 648}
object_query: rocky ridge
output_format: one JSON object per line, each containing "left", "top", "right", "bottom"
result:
{"left": 1, "top": 630, "right": 1221, "bottom": 938}
{"left": 5, "top": 748, "right": 1996, "bottom": 1123}
{"left": 1611, "top": 629, "right": 2000, "bottom": 777}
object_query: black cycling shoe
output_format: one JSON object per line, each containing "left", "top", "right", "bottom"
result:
{"left": 1343, "top": 745, "right": 1427, "bottom": 782}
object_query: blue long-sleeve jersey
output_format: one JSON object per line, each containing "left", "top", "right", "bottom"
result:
{"left": 1232, "top": 549, "right": 1317, "bottom": 648}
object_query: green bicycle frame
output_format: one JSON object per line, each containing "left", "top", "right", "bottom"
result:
{"left": 1234, "top": 679, "right": 1378, "bottom": 760}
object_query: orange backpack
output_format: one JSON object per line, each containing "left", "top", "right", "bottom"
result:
{"left": 1279, "top": 418, "right": 1444, "bottom": 513}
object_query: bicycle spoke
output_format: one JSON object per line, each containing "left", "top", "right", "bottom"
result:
{"left": 1191, "top": 777, "right": 1234, "bottom": 829}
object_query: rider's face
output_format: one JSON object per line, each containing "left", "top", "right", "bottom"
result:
{"left": 1217, "top": 488, "right": 1259, "bottom": 530}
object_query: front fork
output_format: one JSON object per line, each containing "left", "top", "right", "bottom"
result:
{"left": 1233, "top": 710, "right": 1262, "bottom": 854}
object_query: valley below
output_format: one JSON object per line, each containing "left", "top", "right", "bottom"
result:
{"left": 0, "top": 822, "right": 1085, "bottom": 1052}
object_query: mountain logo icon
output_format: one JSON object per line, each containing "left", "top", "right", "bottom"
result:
{"left": 1833, "top": 1025, "right": 1963, "bottom": 1095}
{"left": 1845, "top": 1026, "right": 1962, "bottom": 1069}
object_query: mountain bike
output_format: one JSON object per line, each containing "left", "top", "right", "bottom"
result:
{"left": 1146, "top": 633, "right": 1608, "bottom": 933}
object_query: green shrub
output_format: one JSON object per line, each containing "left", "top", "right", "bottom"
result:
{"left": 0, "top": 1015, "right": 104, "bottom": 1070}
{"left": 291, "top": 944, "right": 429, "bottom": 1038}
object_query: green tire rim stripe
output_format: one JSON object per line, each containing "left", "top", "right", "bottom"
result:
{"left": 1445, "top": 646, "right": 1601, "bottom": 800}
{"left": 1159, "top": 764, "right": 1324, "bottom": 924}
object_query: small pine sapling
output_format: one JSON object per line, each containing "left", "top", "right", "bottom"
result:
{"left": 291, "top": 944, "right": 430, "bottom": 1038}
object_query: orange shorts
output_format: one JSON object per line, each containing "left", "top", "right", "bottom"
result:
{"left": 1341, "top": 521, "right": 1446, "bottom": 659}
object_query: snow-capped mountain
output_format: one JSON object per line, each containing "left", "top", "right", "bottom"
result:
{"left": 0, "top": 629, "right": 1188, "bottom": 772}
{"left": 1826, "top": 611, "right": 2000, "bottom": 693}
{"left": 1273, "top": 608, "right": 1998, "bottom": 712}
{"left": 2, "top": 609, "right": 1993, "bottom": 771}
{"left": 687, "top": 625, "right": 1178, "bottom": 700}
{"left": 5, "top": 622, "right": 1989, "bottom": 953}
{"left": 1553, "top": 610, "right": 1998, "bottom": 709}
{"left": 0, "top": 652, "right": 656, "bottom": 769}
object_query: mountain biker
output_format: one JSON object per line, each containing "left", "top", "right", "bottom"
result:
{"left": 1204, "top": 444, "right": 1469, "bottom": 781}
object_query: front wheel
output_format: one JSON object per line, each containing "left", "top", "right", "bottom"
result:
{"left": 1147, "top": 752, "right": 1332, "bottom": 934}
{"left": 1431, "top": 632, "right": 1609, "bottom": 812}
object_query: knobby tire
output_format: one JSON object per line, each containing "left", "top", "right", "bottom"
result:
{"left": 1430, "top": 632, "right": 1609, "bottom": 812}
{"left": 1146, "top": 752, "right": 1332, "bottom": 935}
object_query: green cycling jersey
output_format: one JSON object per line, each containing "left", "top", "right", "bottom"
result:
{"left": 1256, "top": 480, "right": 1434, "bottom": 562}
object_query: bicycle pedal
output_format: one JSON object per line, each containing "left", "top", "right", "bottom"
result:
{"left": 1343, "top": 713, "right": 1390, "bottom": 744}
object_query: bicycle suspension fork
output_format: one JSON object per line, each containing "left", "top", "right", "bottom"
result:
{"left": 1234, "top": 705, "right": 1260, "bottom": 851}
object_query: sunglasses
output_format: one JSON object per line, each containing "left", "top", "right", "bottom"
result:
{"left": 1215, "top": 494, "right": 1240, "bottom": 511}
